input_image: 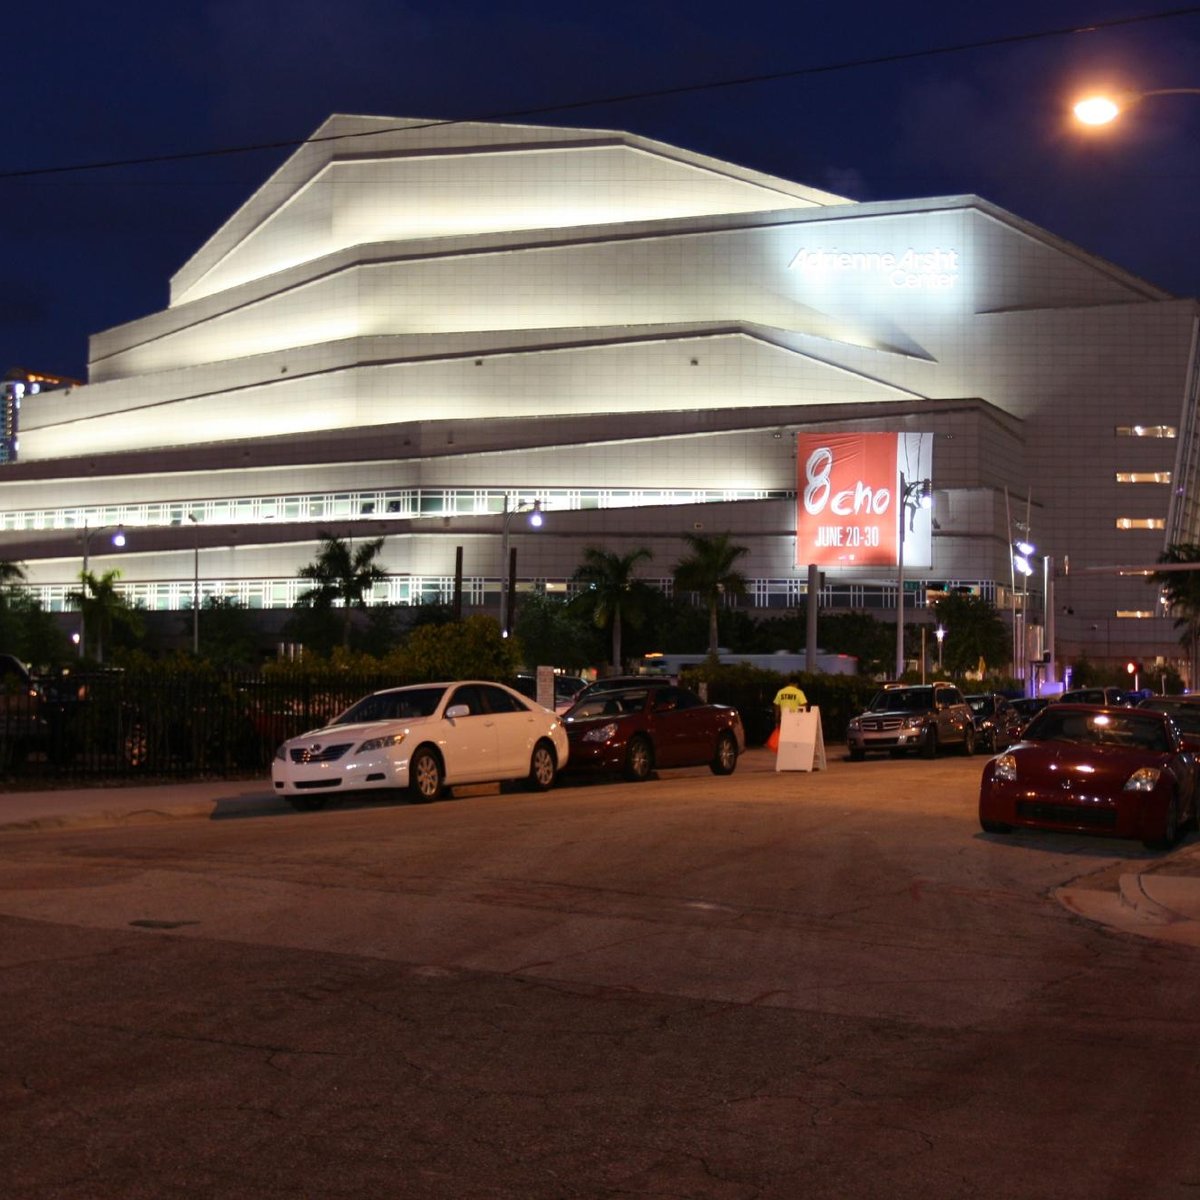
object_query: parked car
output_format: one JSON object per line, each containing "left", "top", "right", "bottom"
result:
{"left": 0, "top": 654, "right": 46, "bottom": 768}
{"left": 1009, "top": 696, "right": 1049, "bottom": 723}
{"left": 965, "top": 692, "right": 1024, "bottom": 754}
{"left": 272, "top": 680, "right": 569, "bottom": 810}
{"left": 1138, "top": 697, "right": 1200, "bottom": 748}
{"left": 979, "top": 703, "right": 1197, "bottom": 850}
{"left": 562, "top": 683, "right": 744, "bottom": 780}
{"left": 1055, "top": 686, "right": 1131, "bottom": 707}
{"left": 513, "top": 672, "right": 588, "bottom": 713}
{"left": 573, "top": 675, "right": 675, "bottom": 704}
{"left": 846, "top": 682, "right": 975, "bottom": 760}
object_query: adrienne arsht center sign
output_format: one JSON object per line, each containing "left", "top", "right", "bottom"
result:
{"left": 795, "top": 432, "right": 933, "bottom": 569}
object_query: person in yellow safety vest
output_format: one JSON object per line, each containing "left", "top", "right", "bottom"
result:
{"left": 773, "top": 681, "right": 808, "bottom": 721}
{"left": 768, "top": 680, "right": 808, "bottom": 751}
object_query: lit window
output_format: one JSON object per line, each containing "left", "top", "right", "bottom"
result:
{"left": 1116, "top": 472, "right": 1171, "bottom": 484}
{"left": 1116, "top": 425, "right": 1176, "bottom": 438}
{"left": 1116, "top": 610, "right": 1156, "bottom": 618}
{"left": 1116, "top": 518, "right": 1166, "bottom": 530}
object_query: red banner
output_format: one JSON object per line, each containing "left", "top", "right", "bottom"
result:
{"left": 795, "top": 433, "right": 899, "bottom": 566}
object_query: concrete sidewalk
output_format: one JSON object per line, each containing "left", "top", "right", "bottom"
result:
{"left": 1057, "top": 853, "right": 1200, "bottom": 948}
{"left": 0, "top": 778, "right": 285, "bottom": 833}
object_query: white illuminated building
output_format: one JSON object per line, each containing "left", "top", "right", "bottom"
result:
{"left": 2, "top": 113, "right": 1198, "bottom": 672}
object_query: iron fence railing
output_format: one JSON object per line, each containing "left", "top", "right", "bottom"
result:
{"left": 0, "top": 670, "right": 402, "bottom": 784}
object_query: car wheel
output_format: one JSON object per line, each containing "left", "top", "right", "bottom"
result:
{"left": 710, "top": 731, "right": 738, "bottom": 775}
{"left": 526, "top": 740, "right": 558, "bottom": 791}
{"left": 624, "top": 735, "right": 653, "bottom": 781}
{"left": 408, "top": 746, "right": 443, "bottom": 802}
{"left": 980, "top": 818, "right": 1012, "bottom": 834}
{"left": 982, "top": 730, "right": 997, "bottom": 755}
{"left": 289, "top": 795, "right": 327, "bottom": 812}
{"left": 1144, "top": 792, "right": 1181, "bottom": 851}
{"left": 961, "top": 725, "right": 976, "bottom": 756}
{"left": 849, "top": 746, "right": 866, "bottom": 762}
{"left": 921, "top": 728, "right": 938, "bottom": 759}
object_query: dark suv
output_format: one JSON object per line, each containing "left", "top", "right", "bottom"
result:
{"left": 0, "top": 654, "right": 46, "bottom": 768}
{"left": 846, "top": 682, "right": 976, "bottom": 760}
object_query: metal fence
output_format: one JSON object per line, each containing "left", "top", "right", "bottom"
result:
{"left": 0, "top": 670, "right": 401, "bottom": 784}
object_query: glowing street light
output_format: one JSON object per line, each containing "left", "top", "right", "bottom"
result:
{"left": 499, "top": 497, "right": 544, "bottom": 637}
{"left": 1073, "top": 88, "right": 1200, "bottom": 126}
{"left": 78, "top": 522, "right": 126, "bottom": 659}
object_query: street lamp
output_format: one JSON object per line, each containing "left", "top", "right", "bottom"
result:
{"left": 1073, "top": 88, "right": 1200, "bottom": 126}
{"left": 499, "top": 497, "right": 544, "bottom": 637}
{"left": 78, "top": 522, "right": 126, "bottom": 659}
{"left": 188, "top": 513, "right": 200, "bottom": 654}
{"left": 935, "top": 625, "right": 946, "bottom": 672}
{"left": 895, "top": 474, "right": 932, "bottom": 679}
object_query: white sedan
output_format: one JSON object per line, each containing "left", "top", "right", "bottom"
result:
{"left": 272, "top": 680, "right": 569, "bottom": 809}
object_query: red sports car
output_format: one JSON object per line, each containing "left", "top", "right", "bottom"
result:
{"left": 563, "top": 683, "right": 744, "bottom": 780}
{"left": 978, "top": 704, "right": 1197, "bottom": 851}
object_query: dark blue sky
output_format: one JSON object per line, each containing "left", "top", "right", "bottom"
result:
{"left": 4, "top": 1, "right": 1198, "bottom": 380}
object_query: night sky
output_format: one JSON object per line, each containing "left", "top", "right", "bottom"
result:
{"left": 4, "top": 1, "right": 1198, "bottom": 381}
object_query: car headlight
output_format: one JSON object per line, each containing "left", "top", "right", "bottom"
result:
{"left": 993, "top": 754, "right": 1018, "bottom": 782}
{"left": 902, "top": 716, "right": 925, "bottom": 729}
{"left": 275, "top": 744, "right": 287, "bottom": 761}
{"left": 1124, "top": 766, "right": 1162, "bottom": 792}
{"left": 356, "top": 731, "right": 407, "bottom": 754}
{"left": 847, "top": 718, "right": 861, "bottom": 731}
{"left": 582, "top": 722, "right": 618, "bottom": 743}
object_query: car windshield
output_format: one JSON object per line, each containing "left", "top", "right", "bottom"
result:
{"left": 1024, "top": 708, "right": 1170, "bottom": 752}
{"left": 567, "top": 689, "right": 651, "bottom": 720}
{"left": 870, "top": 688, "right": 933, "bottom": 712}
{"left": 966, "top": 696, "right": 993, "bottom": 715}
{"left": 333, "top": 686, "right": 447, "bottom": 725}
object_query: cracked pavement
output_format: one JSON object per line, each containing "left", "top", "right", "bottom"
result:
{"left": 3, "top": 753, "right": 1200, "bottom": 1198}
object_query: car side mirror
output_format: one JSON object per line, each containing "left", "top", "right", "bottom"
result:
{"left": 445, "top": 704, "right": 470, "bottom": 719}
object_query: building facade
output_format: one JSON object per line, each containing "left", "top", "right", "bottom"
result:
{"left": 2, "top": 114, "right": 1198, "bottom": 675}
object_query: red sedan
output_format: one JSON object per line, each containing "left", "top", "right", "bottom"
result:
{"left": 978, "top": 704, "right": 1197, "bottom": 851}
{"left": 563, "top": 684, "right": 744, "bottom": 780}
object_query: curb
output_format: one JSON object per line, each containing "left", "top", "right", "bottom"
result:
{"left": 1056, "top": 872, "right": 1200, "bottom": 947}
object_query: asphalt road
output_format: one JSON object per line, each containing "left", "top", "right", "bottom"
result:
{"left": 3, "top": 751, "right": 1200, "bottom": 1199}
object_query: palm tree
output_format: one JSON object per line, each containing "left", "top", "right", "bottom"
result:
{"left": 1151, "top": 544, "right": 1200, "bottom": 683}
{"left": 571, "top": 546, "right": 654, "bottom": 671}
{"left": 673, "top": 532, "right": 749, "bottom": 657}
{"left": 0, "top": 560, "right": 26, "bottom": 587}
{"left": 297, "top": 533, "right": 388, "bottom": 647}
{"left": 69, "top": 568, "right": 139, "bottom": 663}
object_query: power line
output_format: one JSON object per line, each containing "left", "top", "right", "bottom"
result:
{"left": 3, "top": 6, "right": 1199, "bottom": 181}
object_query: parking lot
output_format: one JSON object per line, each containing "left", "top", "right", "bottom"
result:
{"left": 4, "top": 747, "right": 1200, "bottom": 1198}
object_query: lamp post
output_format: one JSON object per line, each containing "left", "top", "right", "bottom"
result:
{"left": 1012, "top": 536, "right": 1036, "bottom": 690}
{"left": 936, "top": 625, "right": 946, "bottom": 672}
{"left": 78, "top": 522, "right": 126, "bottom": 659}
{"left": 499, "top": 496, "right": 543, "bottom": 637}
{"left": 1074, "top": 88, "right": 1200, "bottom": 126}
{"left": 895, "top": 474, "right": 932, "bottom": 679}
{"left": 188, "top": 513, "right": 200, "bottom": 654}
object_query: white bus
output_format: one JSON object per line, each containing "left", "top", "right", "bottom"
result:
{"left": 640, "top": 650, "right": 857, "bottom": 677}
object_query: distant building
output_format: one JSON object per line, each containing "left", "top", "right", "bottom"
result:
{"left": 0, "top": 115, "right": 1197, "bottom": 679}
{"left": 1, "top": 369, "right": 80, "bottom": 464}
